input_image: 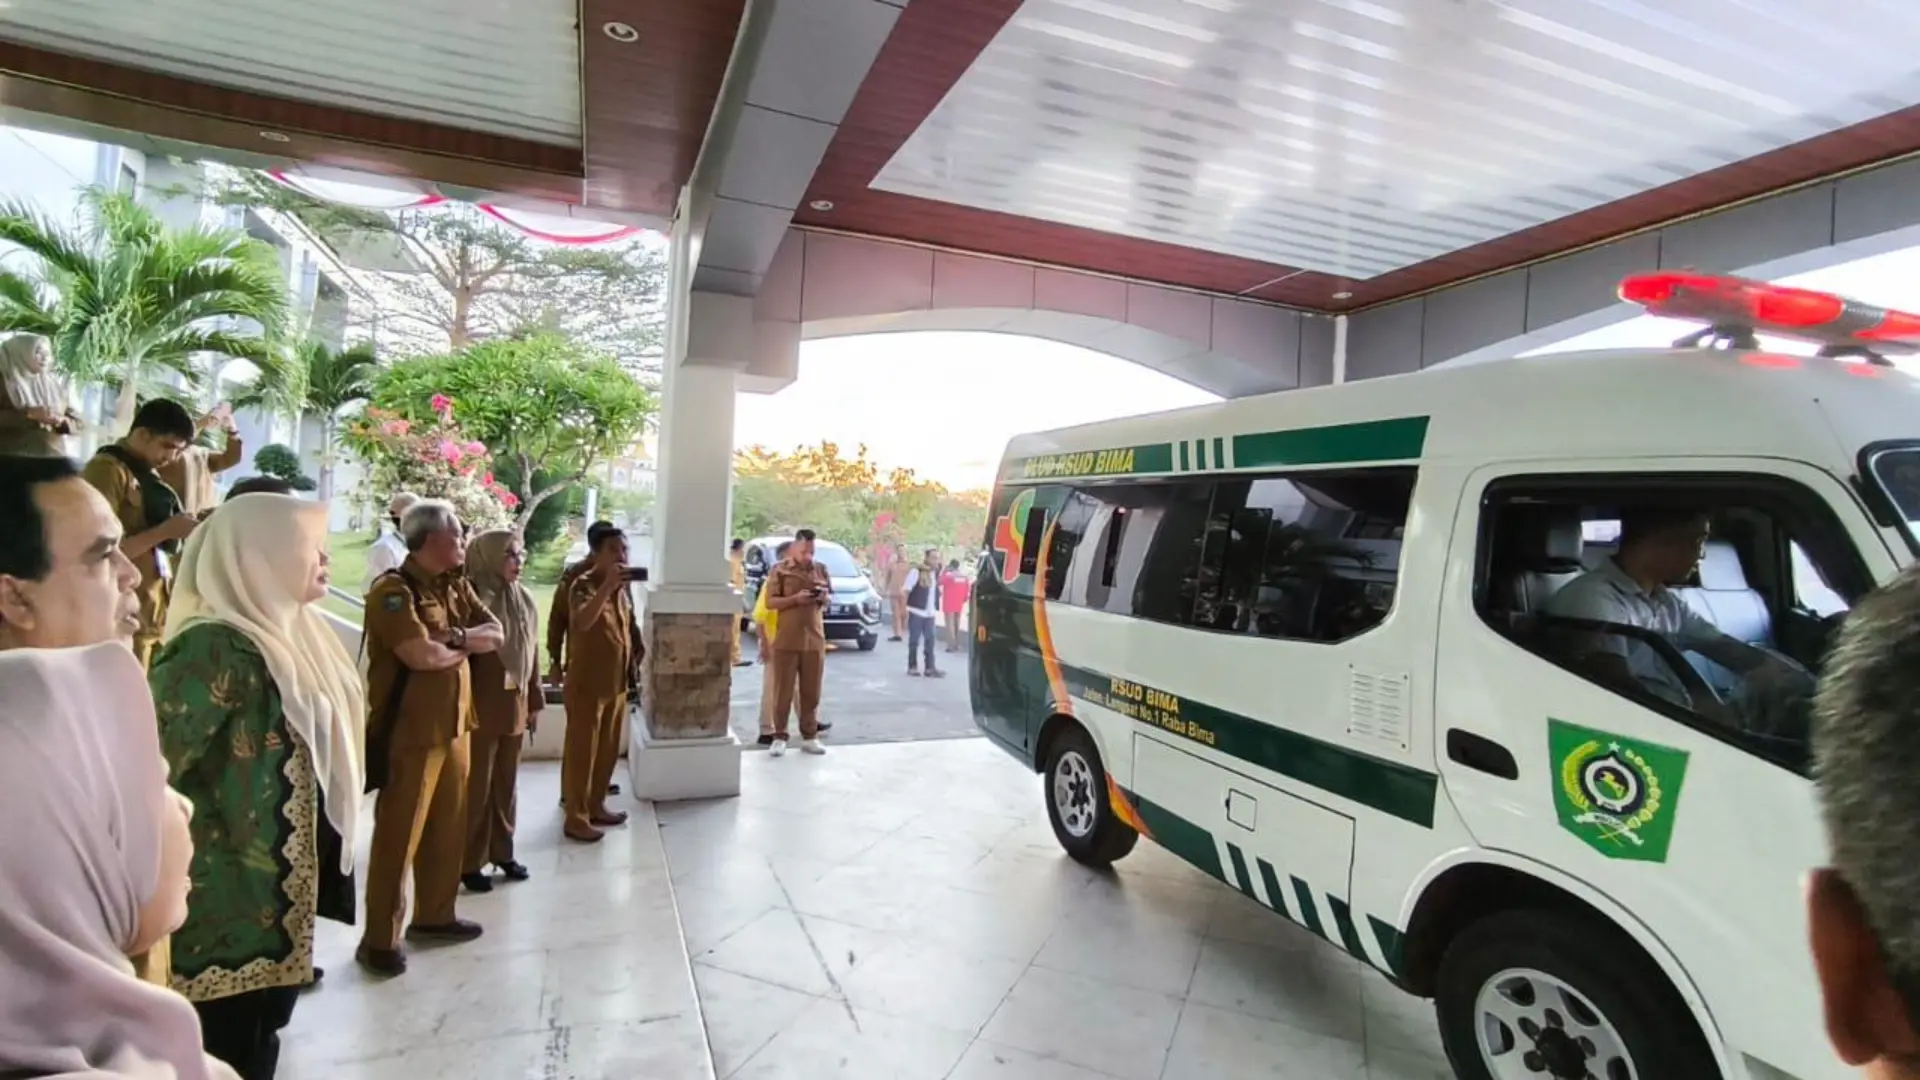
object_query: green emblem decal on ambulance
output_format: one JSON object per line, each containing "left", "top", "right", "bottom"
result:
{"left": 1548, "top": 720, "right": 1690, "bottom": 863}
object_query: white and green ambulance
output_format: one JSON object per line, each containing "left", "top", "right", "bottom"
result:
{"left": 971, "top": 272, "right": 1920, "bottom": 1080}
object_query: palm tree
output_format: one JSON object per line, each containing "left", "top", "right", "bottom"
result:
{"left": 235, "top": 337, "right": 380, "bottom": 501}
{"left": 0, "top": 189, "right": 289, "bottom": 435}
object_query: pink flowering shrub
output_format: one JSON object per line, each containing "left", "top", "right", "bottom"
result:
{"left": 347, "top": 400, "right": 514, "bottom": 531}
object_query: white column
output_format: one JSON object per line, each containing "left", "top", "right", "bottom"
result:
{"left": 1332, "top": 314, "right": 1350, "bottom": 385}
{"left": 646, "top": 357, "right": 739, "bottom": 615}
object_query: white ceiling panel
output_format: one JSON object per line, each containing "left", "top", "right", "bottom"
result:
{"left": 0, "top": 0, "right": 582, "bottom": 147}
{"left": 873, "top": 0, "right": 1920, "bottom": 279}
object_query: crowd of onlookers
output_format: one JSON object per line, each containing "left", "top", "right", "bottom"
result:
{"left": 0, "top": 327, "right": 653, "bottom": 1078}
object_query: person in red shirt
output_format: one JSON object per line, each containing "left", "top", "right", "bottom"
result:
{"left": 939, "top": 559, "right": 970, "bottom": 654}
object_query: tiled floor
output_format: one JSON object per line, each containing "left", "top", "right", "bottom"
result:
{"left": 278, "top": 763, "right": 713, "bottom": 1080}
{"left": 663, "top": 738, "right": 1456, "bottom": 1080}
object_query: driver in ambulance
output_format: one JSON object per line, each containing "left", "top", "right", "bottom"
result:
{"left": 1545, "top": 508, "right": 1811, "bottom": 724}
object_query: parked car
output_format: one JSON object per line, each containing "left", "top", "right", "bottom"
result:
{"left": 742, "top": 535, "right": 881, "bottom": 650}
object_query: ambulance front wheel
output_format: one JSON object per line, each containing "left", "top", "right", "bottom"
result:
{"left": 1434, "top": 909, "right": 1719, "bottom": 1080}
{"left": 1043, "top": 724, "right": 1137, "bottom": 867}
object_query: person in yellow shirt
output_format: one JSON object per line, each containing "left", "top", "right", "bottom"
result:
{"left": 751, "top": 541, "right": 788, "bottom": 747}
{"left": 729, "top": 537, "right": 750, "bottom": 667}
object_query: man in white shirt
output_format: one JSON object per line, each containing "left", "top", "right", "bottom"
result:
{"left": 902, "top": 547, "right": 944, "bottom": 678}
{"left": 1545, "top": 508, "right": 1788, "bottom": 709}
{"left": 363, "top": 491, "right": 421, "bottom": 595}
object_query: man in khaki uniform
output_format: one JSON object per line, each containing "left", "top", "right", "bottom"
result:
{"left": 764, "top": 528, "right": 832, "bottom": 757}
{"left": 82, "top": 398, "right": 201, "bottom": 668}
{"left": 357, "top": 500, "right": 504, "bottom": 977}
{"left": 545, "top": 520, "right": 619, "bottom": 684}
{"left": 157, "top": 403, "right": 243, "bottom": 515}
{"left": 561, "top": 527, "right": 635, "bottom": 843}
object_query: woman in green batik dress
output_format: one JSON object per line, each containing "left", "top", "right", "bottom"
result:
{"left": 150, "top": 493, "right": 365, "bottom": 1080}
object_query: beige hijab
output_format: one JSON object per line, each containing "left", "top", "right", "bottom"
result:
{"left": 466, "top": 530, "right": 538, "bottom": 688}
{"left": 0, "top": 643, "right": 232, "bottom": 1080}
{"left": 165, "top": 494, "right": 366, "bottom": 872}
{"left": 0, "top": 333, "right": 69, "bottom": 411}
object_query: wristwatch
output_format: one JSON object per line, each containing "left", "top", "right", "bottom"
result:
{"left": 451, "top": 626, "right": 468, "bottom": 651}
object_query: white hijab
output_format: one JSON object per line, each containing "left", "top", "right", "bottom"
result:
{"left": 0, "top": 333, "right": 69, "bottom": 411}
{"left": 165, "top": 494, "right": 366, "bottom": 872}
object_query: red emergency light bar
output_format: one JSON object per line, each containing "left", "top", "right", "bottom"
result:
{"left": 1617, "top": 271, "right": 1920, "bottom": 360}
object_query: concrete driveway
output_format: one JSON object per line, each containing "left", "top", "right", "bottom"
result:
{"left": 729, "top": 634, "right": 976, "bottom": 746}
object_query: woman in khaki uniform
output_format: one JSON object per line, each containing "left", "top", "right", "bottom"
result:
{"left": 0, "top": 333, "right": 83, "bottom": 457}
{"left": 461, "top": 531, "right": 540, "bottom": 892}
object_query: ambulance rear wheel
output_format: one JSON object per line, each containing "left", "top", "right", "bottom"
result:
{"left": 1435, "top": 909, "right": 1718, "bottom": 1080}
{"left": 1043, "top": 725, "right": 1137, "bottom": 867}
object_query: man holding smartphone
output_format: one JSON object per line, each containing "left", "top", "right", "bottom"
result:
{"left": 559, "top": 526, "right": 636, "bottom": 841}
{"left": 763, "top": 528, "right": 832, "bottom": 756}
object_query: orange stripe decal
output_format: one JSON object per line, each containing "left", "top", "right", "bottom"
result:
{"left": 1030, "top": 517, "right": 1073, "bottom": 717}
{"left": 1107, "top": 777, "right": 1153, "bottom": 839}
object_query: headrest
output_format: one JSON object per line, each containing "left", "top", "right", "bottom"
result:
{"left": 1507, "top": 505, "right": 1584, "bottom": 571}
{"left": 1696, "top": 541, "right": 1749, "bottom": 591}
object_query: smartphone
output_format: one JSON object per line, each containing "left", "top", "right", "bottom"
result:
{"left": 622, "top": 566, "right": 649, "bottom": 583}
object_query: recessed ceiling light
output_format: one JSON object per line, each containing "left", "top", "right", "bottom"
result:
{"left": 1332, "top": 291, "right": 1353, "bottom": 300}
{"left": 602, "top": 21, "right": 639, "bottom": 43}
{"left": 259, "top": 131, "right": 291, "bottom": 143}
{"left": 808, "top": 199, "right": 835, "bottom": 212}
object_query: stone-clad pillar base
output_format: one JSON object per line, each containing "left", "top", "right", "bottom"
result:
{"left": 631, "top": 608, "right": 740, "bottom": 801}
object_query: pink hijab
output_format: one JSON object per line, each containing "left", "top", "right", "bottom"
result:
{"left": 0, "top": 643, "right": 226, "bottom": 1080}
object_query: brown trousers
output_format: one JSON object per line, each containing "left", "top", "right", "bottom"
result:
{"left": 362, "top": 735, "right": 470, "bottom": 950}
{"left": 463, "top": 732, "right": 522, "bottom": 872}
{"left": 770, "top": 648, "right": 824, "bottom": 740}
{"left": 561, "top": 687, "right": 626, "bottom": 830}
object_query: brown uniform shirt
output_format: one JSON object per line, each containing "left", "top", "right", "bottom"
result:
{"left": 158, "top": 438, "right": 242, "bottom": 516}
{"left": 765, "top": 558, "right": 830, "bottom": 652}
{"left": 566, "top": 568, "right": 633, "bottom": 688}
{"left": 81, "top": 450, "right": 170, "bottom": 646}
{"left": 546, "top": 560, "right": 590, "bottom": 668}
{"left": 364, "top": 557, "right": 497, "bottom": 748}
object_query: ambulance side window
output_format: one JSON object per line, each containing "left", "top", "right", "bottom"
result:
{"left": 1476, "top": 474, "right": 1873, "bottom": 773}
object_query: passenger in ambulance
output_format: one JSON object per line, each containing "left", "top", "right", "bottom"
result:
{"left": 1544, "top": 507, "right": 1813, "bottom": 732}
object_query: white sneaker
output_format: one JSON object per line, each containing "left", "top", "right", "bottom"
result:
{"left": 800, "top": 739, "right": 826, "bottom": 755}
{"left": 770, "top": 739, "right": 788, "bottom": 757}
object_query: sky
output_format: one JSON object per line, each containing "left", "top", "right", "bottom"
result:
{"left": 732, "top": 332, "right": 1220, "bottom": 491}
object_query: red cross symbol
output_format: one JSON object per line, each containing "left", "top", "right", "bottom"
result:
{"left": 991, "top": 513, "right": 1020, "bottom": 584}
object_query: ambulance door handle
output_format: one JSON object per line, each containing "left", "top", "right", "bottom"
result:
{"left": 1446, "top": 730, "right": 1517, "bottom": 780}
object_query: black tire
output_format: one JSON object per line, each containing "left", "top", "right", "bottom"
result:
{"left": 1435, "top": 909, "right": 1719, "bottom": 1080}
{"left": 1042, "top": 724, "right": 1137, "bottom": 867}
{"left": 857, "top": 633, "right": 879, "bottom": 652}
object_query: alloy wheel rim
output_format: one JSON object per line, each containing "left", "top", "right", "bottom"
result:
{"left": 1052, "top": 750, "right": 1097, "bottom": 838}
{"left": 1473, "top": 967, "right": 1636, "bottom": 1080}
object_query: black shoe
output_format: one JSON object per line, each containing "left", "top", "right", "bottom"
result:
{"left": 301, "top": 966, "right": 325, "bottom": 993}
{"left": 608, "top": 783, "right": 621, "bottom": 796}
{"left": 757, "top": 733, "right": 775, "bottom": 746}
{"left": 461, "top": 872, "right": 493, "bottom": 893}
{"left": 406, "top": 919, "right": 484, "bottom": 943}
{"left": 888, "top": 635, "right": 903, "bottom": 642}
{"left": 355, "top": 945, "right": 406, "bottom": 977}
{"left": 817, "top": 721, "right": 832, "bottom": 733}
{"left": 498, "top": 860, "right": 531, "bottom": 882}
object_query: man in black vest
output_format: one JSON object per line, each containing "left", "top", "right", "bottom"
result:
{"left": 902, "top": 547, "right": 945, "bottom": 678}
{"left": 81, "top": 398, "right": 202, "bottom": 667}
